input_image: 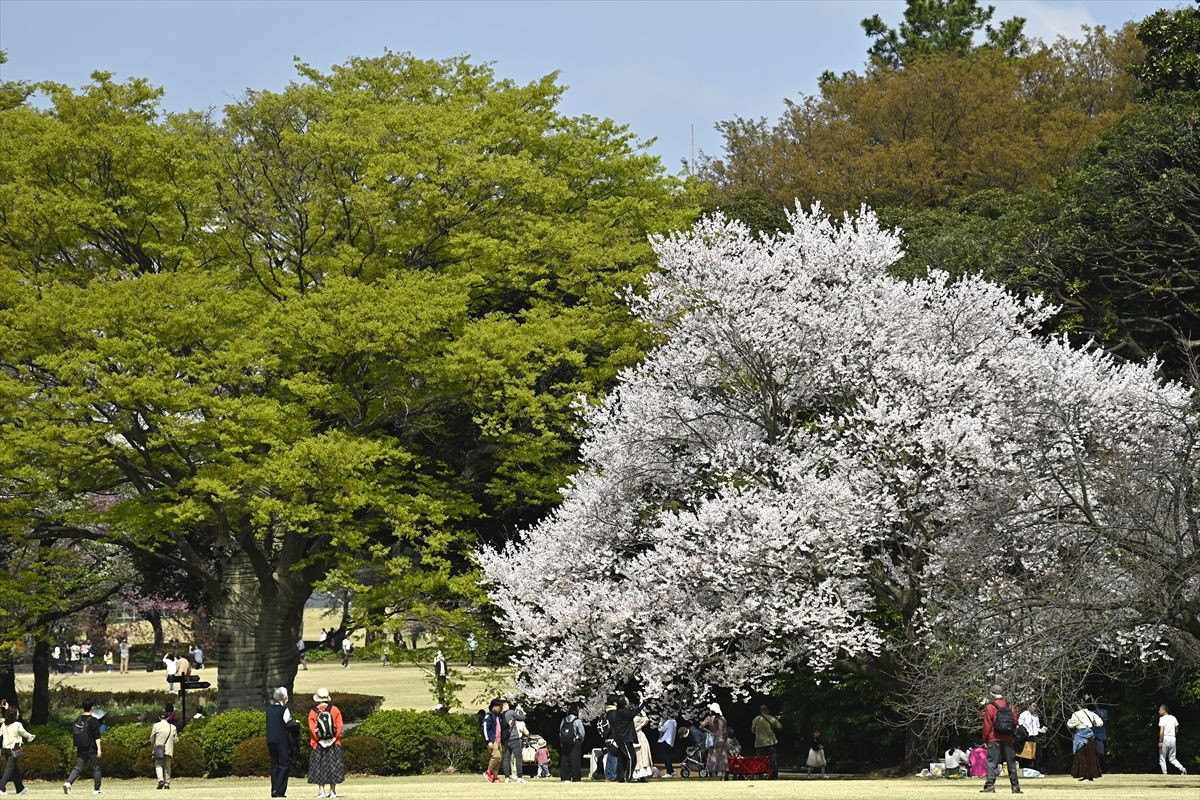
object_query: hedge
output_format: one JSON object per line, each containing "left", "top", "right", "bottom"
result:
{"left": 349, "top": 710, "right": 482, "bottom": 775}
{"left": 100, "top": 740, "right": 137, "bottom": 778}
{"left": 290, "top": 692, "right": 383, "bottom": 722}
{"left": 342, "top": 736, "right": 385, "bottom": 774}
{"left": 102, "top": 722, "right": 154, "bottom": 756}
{"left": 195, "top": 709, "right": 265, "bottom": 776}
{"left": 230, "top": 737, "right": 270, "bottom": 777}
{"left": 0, "top": 743, "right": 66, "bottom": 779}
{"left": 132, "top": 737, "right": 205, "bottom": 778}
{"left": 19, "top": 687, "right": 218, "bottom": 713}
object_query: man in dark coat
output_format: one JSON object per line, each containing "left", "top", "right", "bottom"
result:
{"left": 266, "top": 687, "right": 293, "bottom": 798}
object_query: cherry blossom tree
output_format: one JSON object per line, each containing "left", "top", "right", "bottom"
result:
{"left": 479, "top": 206, "right": 1196, "bottom": 722}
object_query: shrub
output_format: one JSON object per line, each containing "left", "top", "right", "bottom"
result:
{"left": 342, "top": 735, "right": 385, "bottom": 774}
{"left": 196, "top": 709, "right": 266, "bottom": 776}
{"left": 101, "top": 722, "right": 154, "bottom": 756}
{"left": 27, "top": 723, "right": 72, "bottom": 770}
{"left": 230, "top": 736, "right": 270, "bottom": 776}
{"left": 178, "top": 715, "right": 211, "bottom": 742}
{"left": 100, "top": 740, "right": 136, "bottom": 778}
{"left": 19, "top": 687, "right": 218, "bottom": 714}
{"left": 429, "top": 734, "right": 475, "bottom": 773}
{"left": 350, "top": 710, "right": 482, "bottom": 775}
{"left": 129, "top": 737, "right": 205, "bottom": 778}
{"left": 289, "top": 693, "right": 383, "bottom": 723}
{"left": 0, "top": 743, "right": 66, "bottom": 779}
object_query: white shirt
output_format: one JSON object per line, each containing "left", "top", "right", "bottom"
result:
{"left": 163, "top": 656, "right": 177, "bottom": 676}
{"left": 1018, "top": 710, "right": 1041, "bottom": 735}
{"left": 1068, "top": 709, "right": 1103, "bottom": 729}
{"left": 658, "top": 718, "right": 677, "bottom": 746}
{"left": 1159, "top": 714, "right": 1180, "bottom": 738}
{"left": 944, "top": 748, "right": 968, "bottom": 769}
{"left": 342, "top": 638, "right": 351, "bottom": 652}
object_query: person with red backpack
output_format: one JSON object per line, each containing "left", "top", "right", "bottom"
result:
{"left": 981, "top": 685, "right": 1022, "bottom": 794}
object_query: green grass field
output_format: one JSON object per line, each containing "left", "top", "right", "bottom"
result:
{"left": 39, "top": 773, "right": 1200, "bottom": 799}
{"left": 15, "top": 662, "right": 510, "bottom": 711}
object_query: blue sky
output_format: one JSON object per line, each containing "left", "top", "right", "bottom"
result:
{"left": 0, "top": 0, "right": 1174, "bottom": 172}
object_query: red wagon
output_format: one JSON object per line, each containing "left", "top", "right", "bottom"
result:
{"left": 726, "top": 754, "right": 772, "bottom": 780}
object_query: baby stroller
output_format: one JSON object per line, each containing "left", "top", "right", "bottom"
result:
{"left": 678, "top": 724, "right": 709, "bottom": 778}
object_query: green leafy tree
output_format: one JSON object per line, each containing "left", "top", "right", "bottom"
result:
{"left": 860, "top": 0, "right": 1027, "bottom": 69}
{"left": 1130, "top": 5, "right": 1200, "bottom": 97}
{"left": 0, "top": 55, "right": 696, "bottom": 710}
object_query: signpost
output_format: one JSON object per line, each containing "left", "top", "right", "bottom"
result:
{"left": 167, "top": 673, "right": 211, "bottom": 725}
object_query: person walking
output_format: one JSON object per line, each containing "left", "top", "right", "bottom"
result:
{"left": 805, "top": 729, "right": 827, "bottom": 778}
{"left": 980, "top": 685, "right": 1021, "bottom": 794}
{"left": 752, "top": 704, "right": 782, "bottom": 779}
{"left": 63, "top": 699, "right": 103, "bottom": 795}
{"left": 118, "top": 640, "right": 130, "bottom": 674}
{"left": 150, "top": 709, "right": 178, "bottom": 790}
{"left": 1067, "top": 700, "right": 1103, "bottom": 781}
{"left": 701, "top": 703, "right": 729, "bottom": 780}
{"left": 297, "top": 638, "right": 308, "bottom": 671}
{"left": 307, "top": 689, "right": 345, "bottom": 799}
{"left": 467, "top": 634, "right": 478, "bottom": 668}
{"left": 266, "top": 687, "right": 293, "bottom": 798}
{"left": 1016, "top": 701, "right": 1045, "bottom": 769}
{"left": 656, "top": 714, "right": 677, "bottom": 778}
{"left": 340, "top": 636, "right": 351, "bottom": 669}
{"left": 558, "top": 704, "right": 584, "bottom": 783}
{"left": 482, "top": 699, "right": 505, "bottom": 783}
{"left": 1, "top": 706, "right": 35, "bottom": 794}
{"left": 1158, "top": 704, "right": 1188, "bottom": 774}
{"left": 501, "top": 701, "right": 527, "bottom": 783}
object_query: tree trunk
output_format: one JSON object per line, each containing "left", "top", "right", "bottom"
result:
{"left": 30, "top": 639, "right": 50, "bottom": 725}
{"left": 213, "top": 551, "right": 310, "bottom": 711}
{"left": 0, "top": 654, "right": 16, "bottom": 710}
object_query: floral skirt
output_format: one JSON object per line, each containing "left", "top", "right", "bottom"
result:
{"left": 308, "top": 744, "right": 346, "bottom": 785}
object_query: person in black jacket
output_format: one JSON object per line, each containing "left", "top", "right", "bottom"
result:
{"left": 612, "top": 695, "right": 641, "bottom": 783}
{"left": 266, "top": 687, "right": 293, "bottom": 798}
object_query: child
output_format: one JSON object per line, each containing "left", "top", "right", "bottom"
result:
{"left": 806, "top": 729, "right": 827, "bottom": 778}
{"left": 535, "top": 737, "right": 551, "bottom": 778}
{"left": 104, "top": 650, "right": 114, "bottom": 672}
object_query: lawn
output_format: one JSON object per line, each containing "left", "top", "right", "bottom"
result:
{"left": 41, "top": 773, "right": 1200, "bottom": 799}
{"left": 15, "top": 662, "right": 511, "bottom": 711}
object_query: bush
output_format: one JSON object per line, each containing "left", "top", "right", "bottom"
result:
{"left": 178, "top": 715, "right": 211, "bottom": 742}
{"left": 101, "top": 722, "right": 154, "bottom": 756}
{"left": 342, "top": 735, "right": 385, "bottom": 774}
{"left": 27, "top": 723, "right": 72, "bottom": 770}
{"left": 19, "top": 687, "right": 218, "bottom": 715}
{"left": 0, "top": 743, "right": 67, "bottom": 779}
{"left": 429, "top": 735, "right": 475, "bottom": 773}
{"left": 230, "top": 736, "right": 270, "bottom": 776}
{"left": 289, "top": 693, "right": 383, "bottom": 723}
{"left": 100, "top": 740, "right": 137, "bottom": 778}
{"left": 350, "top": 710, "right": 482, "bottom": 775}
{"left": 196, "top": 709, "right": 265, "bottom": 777}
{"left": 128, "top": 736, "right": 205, "bottom": 778}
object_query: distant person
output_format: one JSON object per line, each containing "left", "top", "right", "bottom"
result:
{"left": 298, "top": 637, "right": 309, "bottom": 671}
{"left": 968, "top": 742, "right": 988, "bottom": 777}
{"left": 433, "top": 651, "right": 448, "bottom": 705}
{"left": 70, "top": 642, "right": 81, "bottom": 670}
{"left": 176, "top": 653, "right": 192, "bottom": 679}
{"left": 981, "top": 685, "right": 1021, "bottom": 793}
{"left": 103, "top": 649, "right": 113, "bottom": 673}
{"left": 1158, "top": 704, "right": 1188, "bottom": 774}
{"left": 467, "top": 634, "right": 478, "bottom": 668}
{"left": 52, "top": 644, "right": 63, "bottom": 674}
{"left": 633, "top": 708, "right": 654, "bottom": 781}
{"left": 164, "top": 702, "right": 177, "bottom": 728}
{"left": 318, "top": 628, "right": 328, "bottom": 649}
{"left": 118, "top": 639, "right": 130, "bottom": 674}
{"left": 752, "top": 704, "right": 782, "bottom": 779}
{"left": 1087, "top": 696, "right": 1109, "bottom": 770}
{"left": 150, "top": 709, "right": 178, "bottom": 789}
{"left": 267, "top": 687, "right": 294, "bottom": 798}
{"left": 191, "top": 644, "right": 204, "bottom": 670}
{"left": 656, "top": 713, "right": 678, "bottom": 778}
{"left": 558, "top": 704, "right": 585, "bottom": 782}
{"left": 483, "top": 698, "right": 505, "bottom": 783}
{"left": 1068, "top": 700, "right": 1103, "bottom": 781}
{"left": 806, "top": 728, "right": 827, "bottom": 778}
{"left": 162, "top": 652, "right": 178, "bottom": 687}
{"left": 535, "top": 736, "right": 551, "bottom": 778}
{"left": 64, "top": 698, "right": 103, "bottom": 795}
{"left": 1017, "top": 701, "right": 1045, "bottom": 768}
{"left": 308, "top": 689, "right": 345, "bottom": 799}
{"left": 1, "top": 706, "right": 36, "bottom": 794}
{"left": 340, "top": 636, "right": 352, "bottom": 669}
{"left": 700, "top": 702, "right": 728, "bottom": 780}
{"left": 943, "top": 744, "right": 969, "bottom": 777}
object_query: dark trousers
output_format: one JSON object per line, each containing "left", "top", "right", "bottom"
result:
{"left": 66, "top": 748, "right": 102, "bottom": 791}
{"left": 501, "top": 739, "right": 521, "bottom": 778}
{"left": 758, "top": 745, "right": 779, "bottom": 779}
{"left": 617, "top": 741, "right": 635, "bottom": 782}
{"left": 1, "top": 750, "right": 26, "bottom": 793}
{"left": 985, "top": 741, "right": 1019, "bottom": 789}
{"left": 1094, "top": 738, "right": 1107, "bottom": 770}
{"left": 658, "top": 741, "right": 675, "bottom": 774}
{"left": 268, "top": 741, "right": 291, "bottom": 797}
{"left": 560, "top": 740, "right": 582, "bottom": 781}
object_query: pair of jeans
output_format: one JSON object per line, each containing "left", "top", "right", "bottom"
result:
{"left": 501, "top": 739, "right": 522, "bottom": 779}
{"left": 268, "top": 741, "right": 291, "bottom": 797}
{"left": 658, "top": 741, "right": 674, "bottom": 774}
{"left": 66, "top": 748, "right": 102, "bottom": 791}
{"left": 604, "top": 746, "right": 618, "bottom": 780}
{"left": 985, "top": 741, "right": 1019, "bottom": 790}
{"left": 559, "top": 741, "right": 582, "bottom": 781}
{"left": 757, "top": 745, "right": 779, "bottom": 779}
{"left": 1, "top": 749, "right": 26, "bottom": 793}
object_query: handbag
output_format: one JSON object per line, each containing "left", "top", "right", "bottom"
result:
{"left": 1018, "top": 740, "right": 1037, "bottom": 760}
{"left": 153, "top": 744, "right": 166, "bottom": 760}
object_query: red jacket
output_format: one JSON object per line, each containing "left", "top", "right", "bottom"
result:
{"left": 308, "top": 703, "right": 343, "bottom": 750}
{"left": 982, "top": 698, "right": 1018, "bottom": 743}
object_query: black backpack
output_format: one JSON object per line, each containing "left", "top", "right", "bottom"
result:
{"left": 595, "top": 714, "right": 612, "bottom": 741}
{"left": 991, "top": 701, "right": 1016, "bottom": 736}
{"left": 72, "top": 715, "right": 93, "bottom": 750}
{"left": 315, "top": 708, "right": 336, "bottom": 741}
{"left": 559, "top": 714, "right": 579, "bottom": 747}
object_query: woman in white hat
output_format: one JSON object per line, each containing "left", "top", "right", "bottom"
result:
{"left": 701, "top": 703, "right": 728, "bottom": 779}
{"left": 307, "top": 688, "right": 345, "bottom": 798}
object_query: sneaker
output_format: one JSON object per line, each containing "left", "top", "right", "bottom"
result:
{"left": 157, "top": 781, "right": 165, "bottom": 790}
{"left": 330, "top": 793, "right": 337, "bottom": 798}
{"left": 94, "top": 792, "right": 103, "bottom": 796}
{"left": 1012, "top": 790, "right": 1023, "bottom": 795}
{"left": 1182, "top": 767, "right": 1188, "bottom": 775}
{"left": 17, "top": 791, "right": 29, "bottom": 796}
{"left": 662, "top": 773, "right": 674, "bottom": 779}
{"left": 63, "top": 783, "right": 71, "bottom": 795}
{"left": 516, "top": 778, "right": 526, "bottom": 784}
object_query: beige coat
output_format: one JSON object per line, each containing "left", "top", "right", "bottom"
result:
{"left": 150, "top": 719, "right": 178, "bottom": 757}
